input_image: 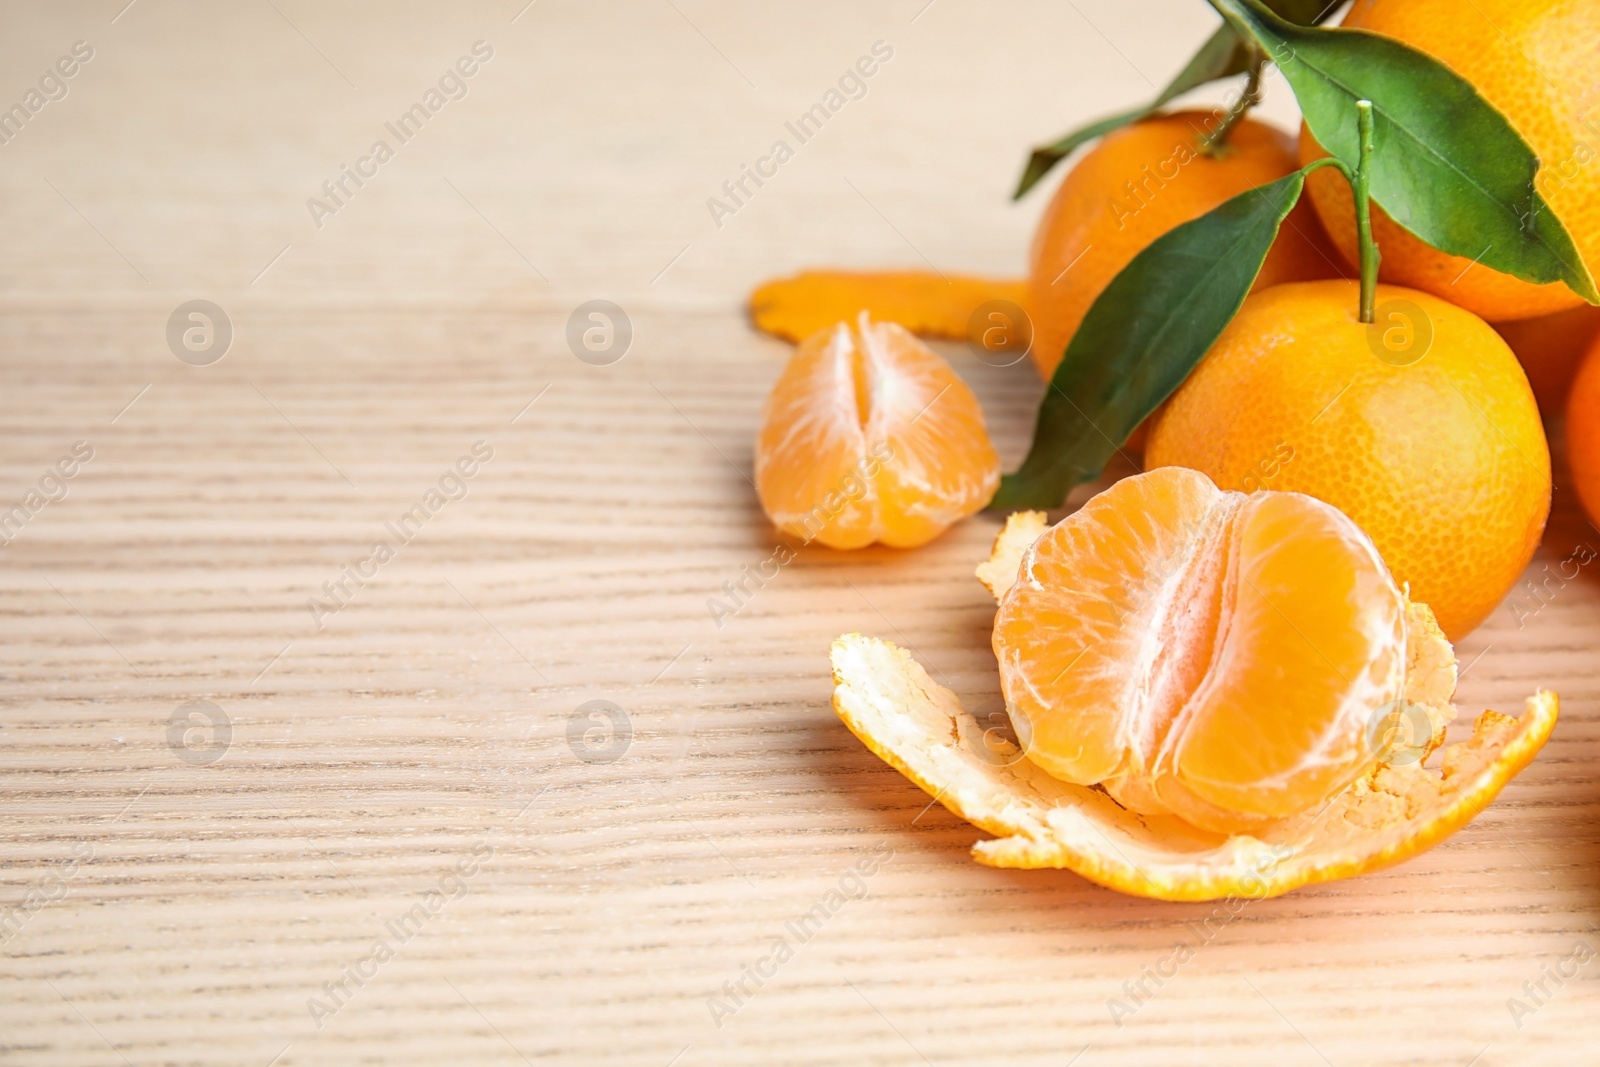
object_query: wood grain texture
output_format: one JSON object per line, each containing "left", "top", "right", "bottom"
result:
{"left": 1, "top": 2, "right": 1597, "bottom": 1065}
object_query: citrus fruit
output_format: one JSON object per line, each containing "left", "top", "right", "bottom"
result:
{"left": 992, "top": 467, "right": 1412, "bottom": 834}
{"left": 1299, "top": 0, "right": 1600, "bottom": 322}
{"left": 754, "top": 312, "right": 999, "bottom": 549}
{"left": 827, "top": 501, "right": 1557, "bottom": 901}
{"left": 1029, "top": 110, "right": 1340, "bottom": 379}
{"left": 1146, "top": 280, "right": 1551, "bottom": 640}
{"left": 749, "top": 271, "right": 1026, "bottom": 345}
{"left": 1497, "top": 305, "right": 1600, "bottom": 415}
{"left": 1565, "top": 328, "right": 1600, "bottom": 529}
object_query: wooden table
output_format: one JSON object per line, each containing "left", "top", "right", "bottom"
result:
{"left": 2, "top": 2, "right": 1596, "bottom": 1063}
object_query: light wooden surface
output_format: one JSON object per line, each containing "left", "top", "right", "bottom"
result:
{"left": 2, "top": 2, "right": 1598, "bottom": 1064}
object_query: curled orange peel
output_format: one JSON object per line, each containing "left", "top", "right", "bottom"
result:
{"left": 749, "top": 270, "right": 1026, "bottom": 345}
{"left": 829, "top": 515, "right": 1559, "bottom": 901}
{"left": 973, "top": 509, "right": 1049, "bottom": 601}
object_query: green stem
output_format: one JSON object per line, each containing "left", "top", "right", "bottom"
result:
{"left": 1353, "top": 100, "right": 1378, "bottom": 324}
{"left": 1298, "top": 103, "right": 1380, "bottom": 321}
{"left": 1199, "top": 53, "right": 1265, "bottom": 157}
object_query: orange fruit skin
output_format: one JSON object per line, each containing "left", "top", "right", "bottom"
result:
{"left": 754, "top": 316, "right": 999, "bottom": 549}
{"left": 1298, "top": 0, "right": 1600, "bottom": 323}
{"left": 1496, "top": 305, "right": 1600, "bottom": 415}
{"left": 833, "top": 627, "right": 1560, "bottom": 901}
{"left": 1566, "top": 329, "right": 1600, "bottom": 529}
{"left": 1028, "top": 111, "right": 1341, "bottom": 380}
{"left": 749, "top": 271, "right": 1026, "bottom": 344}
{"left": 1146, "top": 281, "right": 1551, "bottom": 640}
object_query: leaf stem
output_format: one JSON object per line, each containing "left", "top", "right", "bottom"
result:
{"left": 1353, "top": 99, "right": 1379, "bottom": 324}
{"left": 1199, "top": 52, "right": 1265, "bottom": 157}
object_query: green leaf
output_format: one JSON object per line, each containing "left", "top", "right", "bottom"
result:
{"left": 1269, "top": 0, "right": 1346, "bottom": 24}
{"left": 1013, "top": 26, "right": 1247, "bottom": 200}
{"left": 1209, "top": 0, "right": 1599, "bottom": 303}
{"left": 1012, "top": 1, "right": 1345, "bottom": 200}
{"left": 993, "top": 171, "right": 1308, "bottom": 509}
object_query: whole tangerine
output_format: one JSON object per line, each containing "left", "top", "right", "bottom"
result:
{"left": 1299, "top": 0, "right": 1600, "bottom": 322}
{"left": 1496, "top": 305, "right": 1600, "bottom": 415}
{"left": 1028, "top": 110, "right": 1339, "bottom": 381}
{"left": 1565, "top": 328, "right": 1600, "bottom": 530}
{"left": 1146, "top": 280, "right": 1551, "bottom": 640}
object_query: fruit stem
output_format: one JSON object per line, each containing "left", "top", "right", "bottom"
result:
{"left": 1199, "top": 52, "right": 1265, "bottom": 157}
{"left": 1353, "top": 100, "right": 1379, "bottom": 325}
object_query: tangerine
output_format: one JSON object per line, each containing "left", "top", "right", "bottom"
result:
{"left": 1496, "top": 305, "right": 1600, "bottom": 415}
{"left": 992, "top": 467, "right": 1408, "bottom": 833}
{"left": 1146, "top": 281, "right": 1550, "bottom": 640}
{"left": 1299, "top": 0, "right": 1600, "bottom": 322}
{"left": 754, "top": 313, "right": 999, "bottom": 549}
{"left": 1029, "top": 110, "right": 1340, "bottom": 379}
{"left": 1565, "top": 328, "right": 1600, "bottom": 530}
{"left": 827, "top": 503, "right": 1558, "bottom": 901}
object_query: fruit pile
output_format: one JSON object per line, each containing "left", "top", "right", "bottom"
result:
{"left": 748, "top": 0, "right": 1595, "bottom": 900}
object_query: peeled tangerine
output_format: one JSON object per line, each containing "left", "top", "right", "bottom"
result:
{"left": 755, "top": 313, "right": 999, "bottom": 549}
{"left": 834, "top": 468, "right": 1557, "bottom": 900}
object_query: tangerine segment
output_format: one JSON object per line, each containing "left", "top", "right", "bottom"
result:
{"left": 754, "top": 313, "right": 1000, "bottom": 549}
{"left": 1155, "top": 490, "right": 1407, "bottom": 824}
{"left": 749, "top": 271, "right": 1027, "bottom": 345}
{"left": 982, "top": 509, "right": 1455, "bottom": 761}
{"left": 754, "top": 321, "right": 879, "bottom": 548}
{"left": 831, "top": 631, "right": 1557, "bottom": 901}
{"left": 992, "top": 467, "right": 1234, "bottom": 786}
{"left": 994, "top": 468, "right": 1406, "bottom": 834}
